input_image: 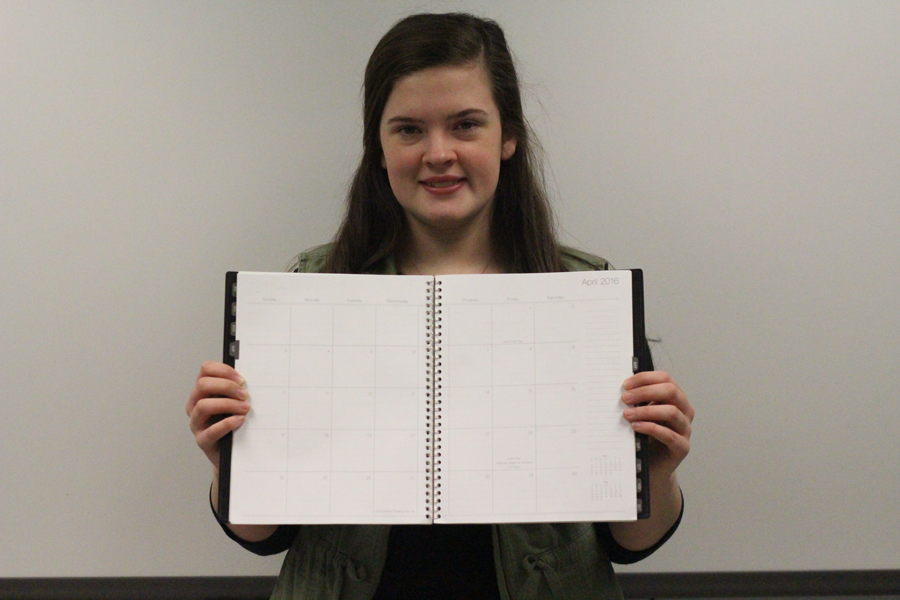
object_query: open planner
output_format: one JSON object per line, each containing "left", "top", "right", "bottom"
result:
{"left": 218, "top": 269, "right": 650, "bottom": 525}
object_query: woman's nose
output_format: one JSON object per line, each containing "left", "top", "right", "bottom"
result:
{"left": 423, "top": 133, "right": 456, "bottom": 167}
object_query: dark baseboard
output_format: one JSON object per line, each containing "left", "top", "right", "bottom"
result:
{"left": 0, "top": 577, "right": 275, "bottom": 600}
{"left": 617, "top": 570, "right": 900, "bottom": 597}
{"left": 1, "top": 571, "right": 898, "bottom": 599}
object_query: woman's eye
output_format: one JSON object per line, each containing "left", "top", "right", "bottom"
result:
{"left": 398, "top": 125, "right": 420, "bottom": 136}
{"left": 457, "top": 120, "right": 479, "bottom": 131}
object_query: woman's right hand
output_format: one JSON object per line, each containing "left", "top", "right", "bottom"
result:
{"left": 186, "top": 361, "right": 250, "bottom": 471}
{"left": 187, "top": 362, "right": 278, "bottom": 541}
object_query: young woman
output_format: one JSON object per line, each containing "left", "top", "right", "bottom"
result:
{"left": 187, "top": 13, "right": 693, "bottom": 600}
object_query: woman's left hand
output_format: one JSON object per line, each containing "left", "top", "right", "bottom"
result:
{"left": 621, "top": 371, "right": 694, "bottom": 478}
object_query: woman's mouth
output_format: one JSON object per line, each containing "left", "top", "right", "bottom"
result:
{"left": 421, "top": 177, "right": 465, "bottom": 193}
{"left": 425, "top": 180, "right": 460, "bottom": 188}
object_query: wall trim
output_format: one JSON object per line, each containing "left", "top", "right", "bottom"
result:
{"left": 1, "top": 571, "right": 898, "bottom": 599}
{"left": 617, "top": 570, "right": 900, "bottom": 597}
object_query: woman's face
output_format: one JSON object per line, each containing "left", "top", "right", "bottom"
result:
{"left": 379, "top": 63, "right": 516, "bottom": 238}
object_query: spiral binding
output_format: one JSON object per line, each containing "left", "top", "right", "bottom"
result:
{"left": 424, "top": 280, "right": 433, "bottom": 519}
{"left": 426, "top": 278, "right": 443, "bottom": 520}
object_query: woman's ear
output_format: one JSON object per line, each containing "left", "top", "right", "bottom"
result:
{"left": 501, "top": 136, "right": 517, "bottom": 160}
{"left": 381, "top": 153, "right": 387, "bottom": 168}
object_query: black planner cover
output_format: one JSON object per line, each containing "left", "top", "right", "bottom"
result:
{"left": 217, "top": 271, "right": 239, "bottom": 521}
{"left": 631, "top": 269, "right": 651, "bottom": 519}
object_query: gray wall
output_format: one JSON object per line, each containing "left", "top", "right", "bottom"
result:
{"left": 1, "top": 0, "right": 898, "bottom": 577}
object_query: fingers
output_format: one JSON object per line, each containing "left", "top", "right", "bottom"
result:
{"left": 189, "top": 396, "right": 250, "bottom": 434}
{"left": 186, "top": 361, "right": 250, "bottom": 468}
{"left": 624, "top": 402, "right": 692, "bottom": 439}
{"left": 624, "top": 402, "right": 692, "bottom": 474}
{"left": 195, "top": 413, "right": 246, "bottom": 458}
{"left": 197, "top": 360, "right": 245, "bottom": 385}
{"left": 622, "top": 371, "right": 694, "bottom": 422}
{"left": 621, "top": 371, "right": 694, "bottom": 472}
{"left": 631, "top": 419, "right": 691, "bottom": 463}
{"left": 186, "top": 361, "right": 246, "bottom": 416}
{"left": 188, "top": 395, "right": 250, "bottom": 467}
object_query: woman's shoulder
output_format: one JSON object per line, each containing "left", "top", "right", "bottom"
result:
{"left": 558, "top": 245, "right": 612, "bottom": 272}
{"left": 285, "top": 243, "right": 332, "bottom": 273}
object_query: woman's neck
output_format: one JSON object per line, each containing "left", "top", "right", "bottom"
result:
{"left": 399, "top": 224, "right": 504, "bottom": 276}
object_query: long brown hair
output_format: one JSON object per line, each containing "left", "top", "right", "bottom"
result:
{"left": 324, "top": 12, "right": 562, "bottom": 274}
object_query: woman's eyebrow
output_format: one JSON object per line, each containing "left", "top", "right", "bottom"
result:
{"left": 385, "top": 115, "right": 424, "bottom": 125}
{"left": 384, "top": 108, "right": 490, "bottom": 125}
{"left": 451, "top": 108, "right": 489, "bottom": 120}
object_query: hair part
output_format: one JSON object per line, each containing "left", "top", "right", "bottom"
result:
{"left": 324, "top": 12, "right": 562, "bottom": 274}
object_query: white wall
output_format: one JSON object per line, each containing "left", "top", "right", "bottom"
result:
{"left": 1, "top": 0, "right": 897, "bottom": 576}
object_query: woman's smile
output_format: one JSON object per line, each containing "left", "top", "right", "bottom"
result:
{"left": 421, "top": 175, "right": 466, "bottom": 192}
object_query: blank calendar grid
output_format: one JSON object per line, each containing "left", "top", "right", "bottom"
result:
{"left": 439, "top": 297, "right": 633, "bottom": 521}
{"left": 234, "top": 301, "right": 428, "bottom": 520}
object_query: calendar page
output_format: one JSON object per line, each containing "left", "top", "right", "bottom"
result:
{"left": 227, "top": 272, "right": 433, "bottom": 524}
{"left": 435, "top": 271, "right": 638, "bottom": 523}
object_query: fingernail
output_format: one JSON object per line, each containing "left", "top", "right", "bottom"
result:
{"left": 623, "top": 408, "right": 635, "bottom": 419}
{"left": 622, "top": 392, "right": 634, "bottom": 404}
{"left": 237, "top": 388, "right": 248, "bottom": 400}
